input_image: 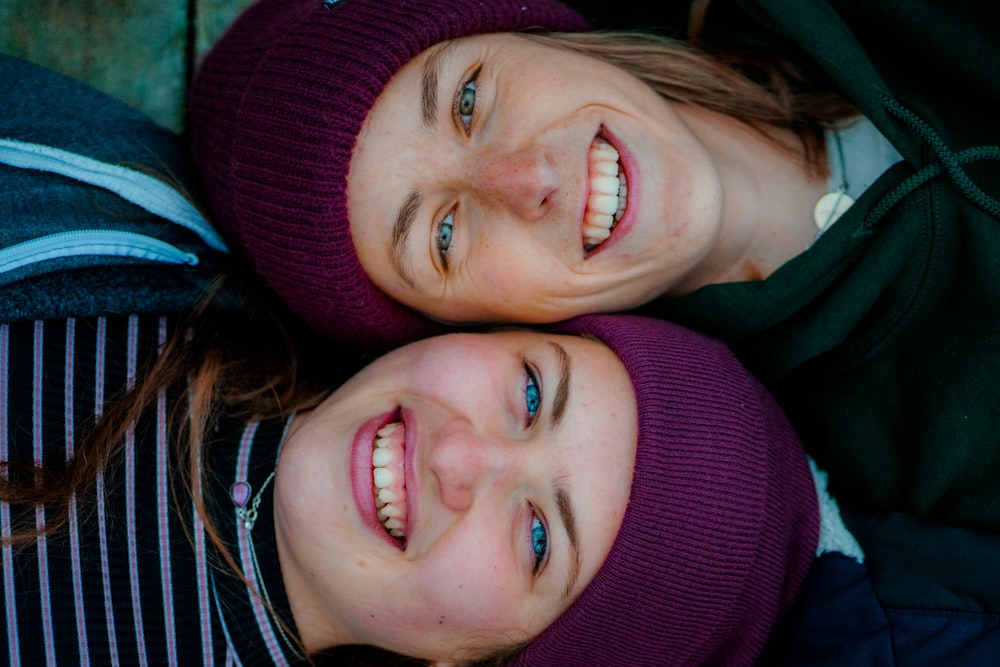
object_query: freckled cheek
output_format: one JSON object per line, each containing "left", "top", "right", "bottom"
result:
{"left": 474, "top": 244, "right": 567, "bottom": 300}
{"left": 409, "top": 350, "right": 497, "bottom": 405}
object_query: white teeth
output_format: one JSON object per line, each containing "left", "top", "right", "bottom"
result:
{"left": 372, "top": 447, "right": 394, "bottom": 467}
{"left": 372, "top": 420, "right": 407, "bottom": 542}
{"left": 378, "top": 504, "right": 402, "bottom": 519}
{"left": 373, "top": 467, "right": 395, "bottom": 488}
{"left": 584, "top": 136, "right": 628, "bottom": 250}
{"left": 590, "top": 175, "right": 620, "bottom": 194}
{"left": 377, "top": 423, "right": 399, "bottom": 438}
{"left": 592, "top": 159, "right": 618, "bottom": 176}
{"left": 592, "top": 138, "right": 619, "bottom": 161}
{"left": 583, "top": 225, "right": 611, "bottom": 243}
{"left": 589, "top": 193, "right": 619, "bottom": 216}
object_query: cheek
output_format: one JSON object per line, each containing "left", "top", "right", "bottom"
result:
{"left": 412, "top": 536, "right": 526, "bottom": 632}
{"left": 406, "top": 344, "right": 495, "bottom": 399}
{"left": 472, "top": 240, "right": 575, "bottom": 300}
{"left": 275, "top": 470, "right": 350, "bottom": 575}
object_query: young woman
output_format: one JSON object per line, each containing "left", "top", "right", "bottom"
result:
{"left": 0, "top": 289, "right": 823, "bottom": 665}
{"left": 189, "top": 0, "right": 1000, "bottom": 539}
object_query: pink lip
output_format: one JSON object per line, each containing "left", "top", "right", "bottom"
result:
{"left": 584, "top": 126, "right": 638, "bottom": 258}
{"left": 351, "top": 407, "right": 403, "bottom": 549}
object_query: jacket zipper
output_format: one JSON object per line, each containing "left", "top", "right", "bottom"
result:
{"left": 0, "top": 230, "right": 198, "bottom": 277}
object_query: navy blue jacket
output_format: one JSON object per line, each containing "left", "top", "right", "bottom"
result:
{"left": 764, "top": 513, "right": 1000, "bottom": 666}
{"left": 1, "top": 54, "right": 230, "bottom": 324}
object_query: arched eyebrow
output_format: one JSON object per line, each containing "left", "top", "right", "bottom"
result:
{"left": 556, "top": 481, "right": 581, "bottom": 601}
{"left": 548, "top": 341, "right": 570, "bottom": 427}
{"left": 544, "top": 341, "right": 580, "bottom": 599}
{"left": 420, "top": 40, "right": 461, "bottom": 129}
{"left": 390, "top": 190, "right": 422, "bottom": 287}
{"left": 388, "top": 41, "right": 463, "bottom": 287}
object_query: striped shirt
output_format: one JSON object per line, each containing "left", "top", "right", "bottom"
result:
{"left": 1, "top": 316, "right": 303, "bottom": 666}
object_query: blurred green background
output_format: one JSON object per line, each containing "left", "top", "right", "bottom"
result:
{"left": 0, "top": 0, "right": 257, "bottom": 133}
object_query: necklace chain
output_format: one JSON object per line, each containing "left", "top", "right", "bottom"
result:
{"left": 232, "top": 469, "right": 276, "bottom": 530}
{"left": 225, "top": 417, "right": 304, "bottom": 660}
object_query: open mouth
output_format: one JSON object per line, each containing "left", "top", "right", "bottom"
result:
{"left": 372, "top": 421, "right": 408, "bottom": 548}
{"left": 583, "top": 135, "right": 628, "bottom": 253}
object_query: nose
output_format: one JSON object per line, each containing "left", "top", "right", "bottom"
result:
{"left": 428, "top": 422, "right": 521, "bottom": 512}
{"left": 466, "top": 144, "right": 559, "bottom": 222}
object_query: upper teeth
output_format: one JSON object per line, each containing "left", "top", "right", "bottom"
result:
{"left": 373, "top": 421, "right": 407, "bottom": 540}
{"left": 584, "top": 137, "right": 628, "bottom": 250}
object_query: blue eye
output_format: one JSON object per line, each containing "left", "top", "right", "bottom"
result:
{"left": 524, "top": 365, "right": 541, "bottom": 423}
{"left": 530, "top": 513, "right": 548, "bottom": 574}
{"left": 435, "top": 211, "right": 454, "bottom": 267}
{"left": 456, "top": 74, "right": 478, "bottom": 132}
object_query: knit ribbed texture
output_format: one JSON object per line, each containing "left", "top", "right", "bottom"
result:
{"left": 512, "top": 315, "right": 820, "bottom": 666}
{"left": 189, "top": 0, "right": 589, "bottom": 348}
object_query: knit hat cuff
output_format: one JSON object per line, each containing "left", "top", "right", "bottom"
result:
{"left": 190, "top": 0, "right": 589, "bottom": 347}
{"left": 512, "top": 315, "right": 819, "bottom": 665}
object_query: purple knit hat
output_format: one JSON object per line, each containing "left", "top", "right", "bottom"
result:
{"left": 510, "top": 314, "right": 819, "bottom": 666}
{"left": 188, "top": 0, "right": 589, "bottom": 349}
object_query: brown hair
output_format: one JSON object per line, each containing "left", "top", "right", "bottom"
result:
{"left": 523, "top": 28, "right": 857, "bottom": 175}
{"left": 0, "top": 267, "right": 373, "bottom": 661}
{"left": 0, "top": 271, "right": 344, "bottom": 540}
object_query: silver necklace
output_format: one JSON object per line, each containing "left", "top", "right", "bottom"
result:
{"left": 230, "top": 470, "right": 276, "bottom": 530}
{"left": 226, "top": 418, "right": 304, "bottom": 661}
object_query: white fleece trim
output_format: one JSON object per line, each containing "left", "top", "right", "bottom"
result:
{"left": 809, "top": 457, "right": 865, "bottom": 563}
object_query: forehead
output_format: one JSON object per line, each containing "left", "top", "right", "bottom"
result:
{"left": 350, "top": 30, "right": 549, "bottom": 150}
{"left": 546, "top": 332, "right": 637, "bottom": 601}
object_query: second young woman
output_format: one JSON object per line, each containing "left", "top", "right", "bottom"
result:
{"left": 0, "top": 294, "right": 820, "bottom": 664}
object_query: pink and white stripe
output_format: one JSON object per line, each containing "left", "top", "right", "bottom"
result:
{"left": 94, "top": 317, "right": 120, "bottom": 664}
{"left": 234, "top": 422, "right": 291, "bottom": 666}
{"left": 32, "top": 321, "right": 57, "bottom": 666}
{"left": 1, "top": 324, "right": 20, "bottom": 667}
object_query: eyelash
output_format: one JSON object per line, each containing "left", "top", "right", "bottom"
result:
{"left": 523, "top": 359, "right": 541, "bottom": 426}
{"left": 522, "top": 359, "right": 547, "bottom": 574}
{"left": 453, "top": 66, "right": 481, "bottom": 134}
{"left": 433, "top": 68, "right": 482, "bottom": 271}
{"left": 530, "top": 508, "right": 549, "bottom": 575}
{"left": 434, "top": 210, "right": 454, "bottom": 270}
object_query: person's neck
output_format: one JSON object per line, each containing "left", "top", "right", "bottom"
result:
{"left": 670, "top": 106, "right": 827, "bottom": 294}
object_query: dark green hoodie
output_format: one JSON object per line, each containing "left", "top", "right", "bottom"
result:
{"left": 630, "top": 0, "right": 1000, "bottom": 533}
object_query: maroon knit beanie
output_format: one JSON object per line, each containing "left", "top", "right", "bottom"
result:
{"left": 188, "top": 0, "right": 589, "bottom": 349}
{"left": 510, "top": 314, "right": 819, "bottom": 666}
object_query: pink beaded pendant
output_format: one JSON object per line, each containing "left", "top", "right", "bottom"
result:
{"left": 230, "top": 481, "right": 252, "bottom": 508}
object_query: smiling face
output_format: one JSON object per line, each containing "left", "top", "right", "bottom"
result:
{"left": 347, "top": 32, "right": 728, "bottom": 324}
{"left": 274, "top": 330, "right": 637, "bottom": 663}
